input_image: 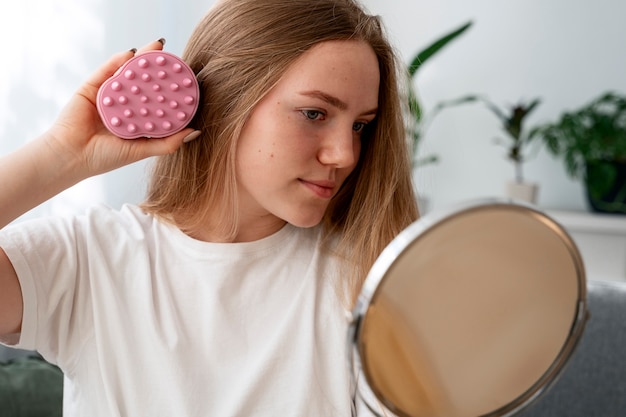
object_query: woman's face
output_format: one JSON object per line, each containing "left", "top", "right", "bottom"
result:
{"left": 235, "top": 40, "right": 380, "bottom": 239}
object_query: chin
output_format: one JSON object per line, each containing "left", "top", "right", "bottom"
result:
{"left": 284, "top": 211, "right": 325, "bottom": 229}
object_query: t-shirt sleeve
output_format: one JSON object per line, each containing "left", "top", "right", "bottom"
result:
{"left": 0, "top": 214, "right": 89, "bottom": 368}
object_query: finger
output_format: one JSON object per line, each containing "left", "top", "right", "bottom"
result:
{"left": 84, "top": 48, "right": 137, "bottom": 92}
{"left": 136, "top": 38, "right": 166, "bottom": 55}
{"left": 77, "top": 38, "right": 166, "bottom": 107}
{"left": 132, "top": 128, "right": 201, "bottom": 159}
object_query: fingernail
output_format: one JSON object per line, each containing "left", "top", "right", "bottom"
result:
{"left": 157, "top": 38, "right": 166, "bottom": 46}
{"left": 129, "top": 48, "right": 138, "bottom": 54}
{"left": 183, "top": 130, "right": 201, "bottom": 143}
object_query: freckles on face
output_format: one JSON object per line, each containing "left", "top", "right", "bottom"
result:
{"left": 234, "top": 40, "right": 380, "bottom": 232}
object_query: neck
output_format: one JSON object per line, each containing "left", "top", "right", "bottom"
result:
{"left": 179, "top": 214, "right": 287, "bottom": 243}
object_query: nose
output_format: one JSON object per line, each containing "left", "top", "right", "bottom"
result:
{"left": 317, "top": 125, "right": 360, "bottom": 168}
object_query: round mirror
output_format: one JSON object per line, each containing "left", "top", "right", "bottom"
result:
{"left": 349, "top": 199, "right": 588, "bottom": 417}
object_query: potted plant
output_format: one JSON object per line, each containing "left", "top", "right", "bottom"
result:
{"left": 530, "top": 91, "right": 626, "bottom": 214}
{"left": 431, "top": 95, "right": 543, "bottom": 203}
{"left": 407, "top": 21, "right": 473, "bottom": 168}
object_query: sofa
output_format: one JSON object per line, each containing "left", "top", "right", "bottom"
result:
{"left": 519, "top": 279, "right": 626, "bottom": 416}
{"left": 1, "top": 280, "right": 625, "bottom": 416}
{"left": 0, "top": 354, "right": 62, "bottom": 417}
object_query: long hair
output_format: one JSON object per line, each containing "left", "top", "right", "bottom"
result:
{"left": 141, "top": 0, "right": 419, "bottom": 306}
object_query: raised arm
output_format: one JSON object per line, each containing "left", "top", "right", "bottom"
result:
{"left": 0, "top": 40, "right": 199, "bottom": 336}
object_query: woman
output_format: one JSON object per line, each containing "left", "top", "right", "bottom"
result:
{"left": 0, "top": 0, "right": 418, "bottom": 415}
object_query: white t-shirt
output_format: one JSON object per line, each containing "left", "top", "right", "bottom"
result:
{"left": 0, "top": 204, "right": 373, "bottom": 416}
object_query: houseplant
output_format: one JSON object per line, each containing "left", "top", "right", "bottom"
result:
{"left": 407, "top": 21, "right": 472, "bottom": 167}
{"left": 530, "top": 91, "right": 626, "bottom": 214}
{"left": 431, "top": 94, "right": 543, "bottom": 203}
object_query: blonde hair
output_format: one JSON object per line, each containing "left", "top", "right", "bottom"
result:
{"left": 142, "top": 0, "right": 419, "bottom": 306}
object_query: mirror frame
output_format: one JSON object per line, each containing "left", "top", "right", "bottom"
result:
{"left": 347, "top": 199, "right": 589, "bottom": 417}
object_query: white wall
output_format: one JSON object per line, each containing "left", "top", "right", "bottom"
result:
{"left": 361, "top": 0, "right": 626, "bottom": 213}
{"left": 2, "top": 0, "right": 624, "bottom": 219}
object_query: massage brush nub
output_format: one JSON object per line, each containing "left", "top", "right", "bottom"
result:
{"left": 97, "top": 50, "right": 200, "bottom": 139}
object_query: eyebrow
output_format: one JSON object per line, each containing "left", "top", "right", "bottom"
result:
{"left": 299, "top": 90, "right": 378, "bottom": 116}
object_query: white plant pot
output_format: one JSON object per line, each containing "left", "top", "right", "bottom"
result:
{"left": 506, "top": 181, "right": 539, "bottom": 204}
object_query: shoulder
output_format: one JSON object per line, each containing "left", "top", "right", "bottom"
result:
{"left": 84, "top": 203, "right": 154, "bottom": 228}
{"left": 77, "top": 204, "right": 164, "bottom": 239}
{"left": 2, "top": 204, "right": 171, "bottom": 255}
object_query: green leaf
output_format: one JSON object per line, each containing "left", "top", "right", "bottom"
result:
{"left": 532, "top": 90, "right": 626, "bottom": 179}
{"left": 408, "top": 21, "right": 473, "bottom": 78}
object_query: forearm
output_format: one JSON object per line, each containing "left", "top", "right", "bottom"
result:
{"left": 0, "top": 133, "right": 84, "bottom": 229}
{"left": 0, "top": 132, "right": 83, "bottom": 336}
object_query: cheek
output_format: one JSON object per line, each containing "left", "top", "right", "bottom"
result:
{"left": 346, "top": 137, "right": 362, "bottom": 173}
{"left": 237, "top": 115, "right": 279, "bottom": 164}
{"left": 354, "top": 138, "right": 362, "bottom": 163}
{"left": 238, "top": 100, "right": 322, "bottom": 172}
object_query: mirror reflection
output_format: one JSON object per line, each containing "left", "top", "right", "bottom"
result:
{"left": 351, "top": 201, "right": 588, "bottom": 417}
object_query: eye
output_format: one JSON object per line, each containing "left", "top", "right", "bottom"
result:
{"left": 353, "top": 121, "right": 368, "bottom": 133}
{"left": 301, "top": 109, "right": 325, "bottom": 121}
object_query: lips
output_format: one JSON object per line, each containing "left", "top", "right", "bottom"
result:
{"left": 299, "top": 179, "right": 336, "bottom": 199}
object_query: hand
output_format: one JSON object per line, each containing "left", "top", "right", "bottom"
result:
{"left": 44, "top": 39, "right": 199, "bottom": 179}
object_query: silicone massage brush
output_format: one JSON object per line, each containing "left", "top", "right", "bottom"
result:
{"left": 97, "top": 50, "right": 200, "bottom": 139}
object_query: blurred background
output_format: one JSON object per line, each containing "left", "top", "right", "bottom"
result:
{"left": 363, "top": 0, "right": 626, "bottom": 213}
{"left": 2, "top": 0, "right": 625, "bottom": 218}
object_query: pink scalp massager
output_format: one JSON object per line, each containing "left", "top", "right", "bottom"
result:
{"left": 97, "top": 50, "right": 200, "bottom": 139}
